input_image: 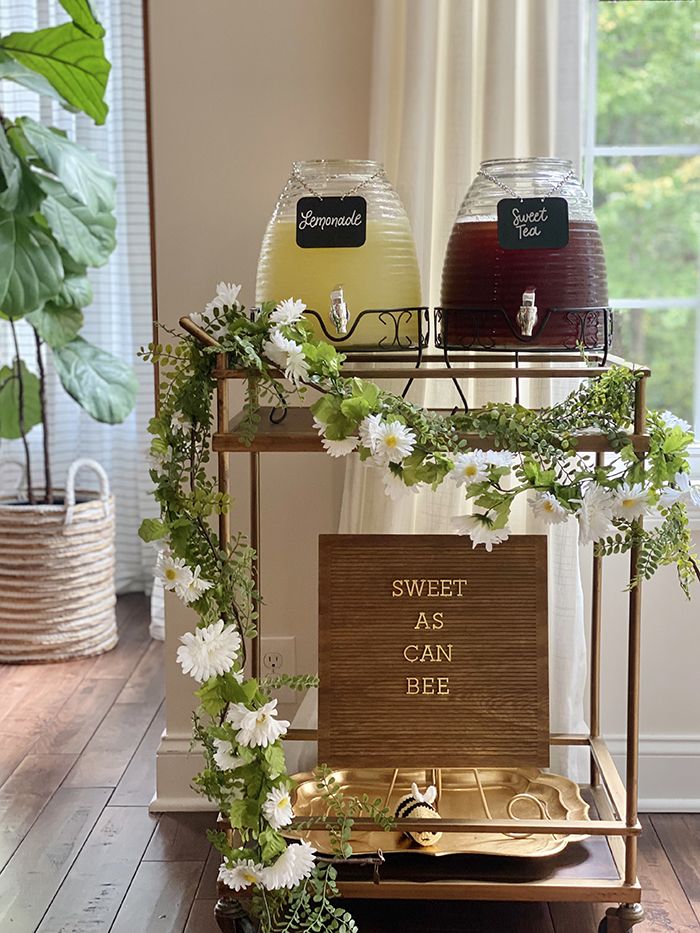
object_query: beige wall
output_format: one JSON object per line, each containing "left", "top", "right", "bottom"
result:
{"left": 148, "top": 0, "right": 374, "bottom": 807}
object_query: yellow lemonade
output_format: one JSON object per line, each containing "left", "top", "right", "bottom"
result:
{"left": 256, "top": 218, "right": 422, "bottom": 347}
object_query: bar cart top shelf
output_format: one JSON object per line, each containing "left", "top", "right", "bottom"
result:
{"left": 200, "top": 343, "right": 651, "bottom": 455}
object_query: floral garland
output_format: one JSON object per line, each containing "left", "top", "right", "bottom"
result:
{"left": 141, "top": 283, "right": 698, "bottom": 932}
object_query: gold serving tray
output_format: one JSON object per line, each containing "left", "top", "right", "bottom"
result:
{"left": 287, "top": 768, "right": 590, "bottom": 859}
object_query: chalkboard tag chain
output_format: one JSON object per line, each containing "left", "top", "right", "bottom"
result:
{"left": 477, "top": 167, "right": 575, "bottom": 201}
{"left": 292, "top": 165, "right": 386, "bottom": 200}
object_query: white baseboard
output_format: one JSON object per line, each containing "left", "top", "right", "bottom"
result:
{"left": 150, "top": 731, "right": 213, "bottom": 813}
{"left": 151, "top": 729, "right": 700, "bottom": 814}
{"left": 606, "top": 733, "right": 700, "bottom": 811}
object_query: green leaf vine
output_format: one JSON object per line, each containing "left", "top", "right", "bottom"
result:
{"left": 141, "top": 291, "right": 698, "bottom": 932}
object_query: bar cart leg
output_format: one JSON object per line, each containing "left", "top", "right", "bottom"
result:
{"left": 599, "top": 903, "right": 645, "bottom": 932}
{"left": 250, "top": 450, "right": 261, "bottom": 679}
{"left": 214, "top": 896, "right": 257, "bottom": 933}
{"left": 590, "top": 454, "right": 604, "bottom": 788}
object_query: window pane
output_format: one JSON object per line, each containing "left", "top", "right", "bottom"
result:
{"left": 594, "top": 155, "right": 700, "bottom": 300}
{"left": 596, "top": 1, "right": 700, "bottom": 146}
{"left": 612, "top": 306, "right": 696, "bottom": 427}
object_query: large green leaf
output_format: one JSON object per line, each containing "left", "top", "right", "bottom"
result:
{"left": 27, "top": 302, "right": 83, "bottom": 349}
{"left": 0, "top": 209, "right": 63, "bottom": 317}
{"left": 14, "top": 161, "right": 46, "bottom": 215}
{"left": 59, "top": 0, "right": 104, "bottom": 39}
{"left": 0, "top": 50, "right": 77, "bottom": 109}
{"left": 53, "top": 337, "right": 136, "bottom": 423}
{"left": 0, "top": 126, "right": 22, "bottom": 211}
{"left": 0, "top": 359, "right": 42, "bottom": 439}
{"left": 38, "top": 175, "right": 115, "bottom": 267}
{"left": 54, "top": 272, "right": 93, "bottom": 309}
{"left": 20, "top": 118, "right": 115, "bottom": 213}
{"left": 0, "top": 22, "right": 110, "bottom": 124}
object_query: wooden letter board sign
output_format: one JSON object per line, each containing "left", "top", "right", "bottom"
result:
{"left": 319, "top": 535, "right": 549, "bottom": 769}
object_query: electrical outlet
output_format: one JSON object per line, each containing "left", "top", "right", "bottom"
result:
{"left": 261, "top": 636, "right": 296, "bottom": 702}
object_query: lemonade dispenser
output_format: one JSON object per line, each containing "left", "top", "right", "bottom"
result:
{"left": 256, "top": 160, "right": 423, "bottom": 348}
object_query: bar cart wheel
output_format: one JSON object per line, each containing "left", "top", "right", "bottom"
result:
{"left": 599, "top": 903, "right": 645, "bottom": 933}
{"left": 214, "top": 896, "right": 257, "bottom": 933}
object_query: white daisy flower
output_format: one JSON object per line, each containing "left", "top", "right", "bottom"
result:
{"left": 372, "top": 420, "right": 416, "bottom": 466}
{"left": 204, "top": 281, "right": 242, "bottom": 315}
{"left": 270, "top": 298, "right": 306, "bottom": 326}
{"left": 218, "top": 859, "right": 264, "bottom": 892}
{"left": 261, "top": 842, "right": 316, "bottom": 891}
{"left": 449, "top": 452, "right": 487, "bottom": 487}
{"left": 263, "top": 328, "right": 292, "bottom": 367}
{"left": 283, "top": 344, "right": 309, "bottom": 385}
{"left": 382, "top": 471, "right": 421, "bottom": 501}
{"left": 176, "top": 619, "right": 242, "bottom": 683}
{"left": 659, "top": 410, "right": 692, "bottom": 434}
{"left": 263, "top": 329, "right": 309, "bottom": 385}
{"left": 226, "top": 699, "right": 290, "bottom": 749}
{"left": 262, "top": 785, "right": 294, "bottom": 830}
{"left": 188, "top": 311, "right": 205, "bottom": 327}
{"left": 658, "top": 472, "right": 700, "bottom": 510}
{"left": 212, "top": 739, "right": 245, "bottom": 772}
{"left": 451, "top": 513, "right": 510, "bottom": 552}
{"left": 312, "top": 414, "right": 327, "bottom": 436}
{"left": 177, "top": 565, "right": 214, "bottom": 604}
{"left": 170, "top": 412, "right": 193, "bottom": 434}
{"left": 612, "top": 483, "right": 653, "bottom": 521}
{"left": 155, "top": 549, "right": 193, "bottom": 593}
{"left": 484, "top": 450, "right": 516, "bottom": 469}
{"left": 322, "top": 436, "right": 359, "bottom": 458}
{"left": 146, "top": 444, "right": 168, "bottom": 470}
{"left": 576, "top": 483, "right": 616, "bottom": 545}
{"left": 358, "top": 413, "right": 383, "bottom": 450}
{"left": 529, "top": 492, "right": 569, "bottom": 525}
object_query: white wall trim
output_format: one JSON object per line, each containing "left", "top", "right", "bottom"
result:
{"left": 606, "top": 733, "right": 700, "bottom": 812}
{"left": 150, "top": 732, "right": 215, "bottom": 813}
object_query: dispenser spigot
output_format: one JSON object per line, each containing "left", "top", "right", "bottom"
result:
{"left": 517, "top": 287, "right": 538, "bottom": 337}
{"left": 329, "top": 285, "right": 350, "bottom": 334}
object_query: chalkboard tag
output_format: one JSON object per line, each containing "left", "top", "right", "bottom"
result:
{"left": 296, "top": 196, "right": 367, "bottom": 249}
{"left": 497, "top": 197, "right": 569, "bottom": 250}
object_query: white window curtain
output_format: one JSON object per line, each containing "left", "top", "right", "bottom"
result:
{"left": 339, "top": 0, "right": 588, "bottom": 779}
{"left": 0, "top": 0, "right": 155, "bottom": 594}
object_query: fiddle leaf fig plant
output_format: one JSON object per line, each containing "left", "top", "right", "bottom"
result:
{"left": 0, "top": 0, "right": 136, "bottom": 504}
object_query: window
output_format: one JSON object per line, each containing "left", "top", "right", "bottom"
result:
{"left": 584, "top": 0, "right": 700, "bottom": 472}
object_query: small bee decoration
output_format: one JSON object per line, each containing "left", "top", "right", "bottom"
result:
{"left": 394, "top": 783, "right": 443, "bottom": 847}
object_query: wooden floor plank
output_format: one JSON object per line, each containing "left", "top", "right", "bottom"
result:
{"left": 36, "top": 804, "right": 157, "bottom": 932}
{"left": 144, "top": 812, "right": 216, "bottom": 862}
{"left": 184, "top": 898, "right": 221, "bottom": 933}
{"left": 195, "top": 846, "right": 222, "bottom": 900}
{"left": 651, "top": 813, "right": 700, "bottom": 923}
{"left": 63, "top": 701, "right": 161, "bottom": 788}
{"left": 115, "top": 639, "right": 165, "bottom": 707}
{"left": 111, "top": 860, "right": 204, "bottom": 933}
{"left": 29, "top": 674, "right": 125, "bottom": 756}
{"left": 85, "top": 593, "right": 151, "bottom": 680}
{"left": 110, "top": 703, "right": 165, "bottom": 806}
{"left": 0, "top": 753, "right": 77, "bottom": 871}
{"left": 635, "top": 814, "right": 700, "bottom": 933}
{"left": 0, "top": 786, "right": 111, "bottom": 933}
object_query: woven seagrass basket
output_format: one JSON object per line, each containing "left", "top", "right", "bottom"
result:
{"left": 0, "top": 458, "right": 118, "bottom": 663}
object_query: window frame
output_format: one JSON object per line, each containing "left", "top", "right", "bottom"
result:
{"left": 583, "top": 0, "right": 700, "bottom": 483}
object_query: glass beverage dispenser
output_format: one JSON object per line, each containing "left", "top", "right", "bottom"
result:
{"left": 256, "top": 160, "right": 422, "bottom": 348}
{"left": 440, "top": 158, "right": 609, "bottom": 350}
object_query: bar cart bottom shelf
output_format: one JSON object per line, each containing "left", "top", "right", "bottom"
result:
{"left": 214, "top": 814, "right": 644, "bottom": 931}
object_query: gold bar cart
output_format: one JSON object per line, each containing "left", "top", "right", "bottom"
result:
{"left": 184, "top": 318, "right": 649, "bottom": 933}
